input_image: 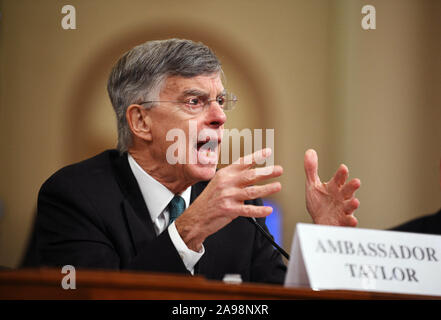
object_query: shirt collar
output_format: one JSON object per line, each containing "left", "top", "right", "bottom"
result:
{"left": 127, "top": 153, "right": 191, "bottom": 222}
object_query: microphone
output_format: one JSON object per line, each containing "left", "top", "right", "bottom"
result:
{"left": 247, "top": 217, "right": 290, "bottom": 260}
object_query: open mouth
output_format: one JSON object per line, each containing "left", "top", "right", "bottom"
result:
{"left": 196, "top": 138, "right": 220, "bottom": 152}
{"left": 194, "top": 137, "right": 221, "bottom": 165}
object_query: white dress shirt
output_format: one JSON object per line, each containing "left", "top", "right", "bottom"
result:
{"left": 127, "top": 154, "right": 204, "bottom": 274}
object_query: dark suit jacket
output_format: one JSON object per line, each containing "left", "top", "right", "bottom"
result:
{"left": 391, "top": 208, "right": 441, "bottom": 236}
{"left": 34, "top": 150, "right": 286, "bottom": 284}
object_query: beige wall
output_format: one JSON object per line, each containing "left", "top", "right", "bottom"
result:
{"left": 0, "top": 0, "right": 440, "bottom": 268}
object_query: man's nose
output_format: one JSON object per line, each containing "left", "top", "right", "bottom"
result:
{"left": 205, "top": 101, "right": 227, "bottom": 128}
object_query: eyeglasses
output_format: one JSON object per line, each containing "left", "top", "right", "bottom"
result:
{"left": 138, "top": 92, "right": 237, "bottom": 114}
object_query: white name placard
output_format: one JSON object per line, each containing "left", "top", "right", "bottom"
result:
{"left": 284, "top": 223, "right": 441, "bottom": 297}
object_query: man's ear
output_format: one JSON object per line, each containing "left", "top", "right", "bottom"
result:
{"left": 126, "top": 104, "right": 153, "bottom": 141}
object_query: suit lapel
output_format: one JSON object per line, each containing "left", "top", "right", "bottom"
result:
{"left": 110, "top": 152, "right": 216, "bottom": 275}
{"left": 109, "top": 151, "right": 157, "bottom": 250}
{"left": 190, "top": 181, "right": 218, "bottom": 276}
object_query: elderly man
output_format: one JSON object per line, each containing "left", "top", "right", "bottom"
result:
{"left": 35, "top": 39, "right": 360, "bottom": 284}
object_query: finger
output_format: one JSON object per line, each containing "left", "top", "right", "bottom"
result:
{"left": 239, "top": 165, "right": 283, "bottom": 186}
{"left": 233, "top": 148, "right": 272, "bottom": 168}
{"left": 341, "top": 178, "right": 361, "bottom": 200}
{"left": 330, "top": 164, "right": 349, "bottom": 188}
{"left": 343, "top": 214, "right": 358, "bottom": 227}
{"left": 326, "top": 164, "right": 348, "bottom": 195}
{"left": 239, "top": 182, "right": 282, "bottom": 201}
{"left": 304, "top": 149, "right": 320, "bottom": 185}
{"left": 343, "top": 198, "right": 360, "bottom": 215}
{"left": 236, "top": 204, "right": 273, "bottom": 218}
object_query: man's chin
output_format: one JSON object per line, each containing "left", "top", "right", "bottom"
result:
{"left": 187, "top": 163, "right": 218, "bottom": 182}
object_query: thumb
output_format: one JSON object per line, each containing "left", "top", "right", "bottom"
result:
{"left": 304, "top": 149, "right": 320, "bottom": 185}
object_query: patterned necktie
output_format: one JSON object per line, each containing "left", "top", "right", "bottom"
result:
{"left": 168, "top": 195, "right": 185, "bottom": 225}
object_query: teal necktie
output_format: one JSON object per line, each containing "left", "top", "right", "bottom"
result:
{"left": 168, "top": 195, "right": 185, "bottom": 225}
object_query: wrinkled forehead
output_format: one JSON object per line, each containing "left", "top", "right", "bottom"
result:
{"left": 160, "top": 73, "right": 225, "bottom": 98}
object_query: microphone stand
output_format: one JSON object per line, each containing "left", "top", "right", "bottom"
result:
{"left": 247, "top": 217, "right": 290, "bottom": 260}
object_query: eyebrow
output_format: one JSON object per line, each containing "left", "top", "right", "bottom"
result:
{"left": 181, "top": 89, "right": 207, "bottom": 97}
{"left": 180, "top": 89, "right": 227, "bottom": 98}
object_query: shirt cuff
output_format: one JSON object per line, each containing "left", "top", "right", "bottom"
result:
{"left": 168, "top": 221, "right": 204, "bottom": 275}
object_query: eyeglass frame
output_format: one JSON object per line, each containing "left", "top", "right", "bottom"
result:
{"left": 136, "top": 91, "right": 238, "bottom": 114}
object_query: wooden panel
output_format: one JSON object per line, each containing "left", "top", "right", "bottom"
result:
{"left": 0, "top": 268, "right": 438, "bottom": 300}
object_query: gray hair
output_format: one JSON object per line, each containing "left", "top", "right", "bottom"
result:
{"left": 107, "top": 38, "right": 222, "bottom": 153}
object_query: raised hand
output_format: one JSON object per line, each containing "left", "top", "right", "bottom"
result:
{"left": 304, "top": 149, "right": 360, "bottom": 227}
{"left": 175, "top": 148, "right": 283, "bottom": 251}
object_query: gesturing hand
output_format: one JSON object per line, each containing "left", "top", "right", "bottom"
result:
{"left": 304, "top": 149, "right": 360, "bottom": 227}
{"left": 176, "top": 148, "right": 283, "bottom": 251}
